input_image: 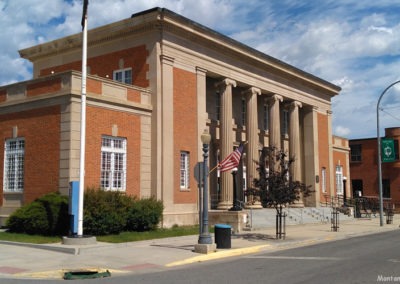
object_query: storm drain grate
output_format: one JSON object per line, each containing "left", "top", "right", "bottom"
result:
{"left": 63, "top": 270, "right": 111, "bottom": 280}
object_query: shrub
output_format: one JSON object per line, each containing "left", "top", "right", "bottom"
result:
{"left": 126, "top": 197, "right": 164, "bottom": 231}
{"left": 83, "top": 188, "right": 134, "bottom": 235}
{"left": 6, "top": 192, "right": 69, "bottom": 236}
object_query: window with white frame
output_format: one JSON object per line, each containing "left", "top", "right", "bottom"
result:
{"left": 100, "top": 136, "right": 127, "bottom": 191}
{"left": 3, "top": 138, "right": 25, "bottom": 192}
{"left": 180, "top": 151, "right": 190, "bottom": 190}
{"left": 335, "top": 165, "right": 343, "bottom": 195}
{"left": 321, "top": 167, "right": 327, "bottom": 193}
{"left": 113, "top": 68, "right": 132, "bottom": 84}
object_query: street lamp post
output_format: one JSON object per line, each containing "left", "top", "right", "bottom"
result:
{"left": 230, "top": 168, "right": 242, "bottom": 211}
{"left": 376, "top": 80, "right": 400, "bottom": 227}
{"left": 198, "top": 130, "right": 212, "bottom": 244}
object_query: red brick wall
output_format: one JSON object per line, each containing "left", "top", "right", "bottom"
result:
{"left": 86, "top": 78, "right": 102, "bottom": 95}
{"left": 350, "top": 139, "right": 378, "bottom": 197}
{"left": 84, "top": 106, "right": 141, "bottom": 197}
{"left": 27, "top": 78, "right": 61, "bottom": 97}
{"left": 0, "top": 90, "right": 6, "bottom": 102}
{"left": 173, "top": 68, "right": 198, "bottom": 204}
{"left": 350, "top": 135, "right": 400, "bottom": 203}
{"left": 317, "top": 113, "right": 331, "bottom": 201}
{"left": 0, "top": 106, "right": 61, "bottom": 204}
{"left": 39, "top": 46, "right": 149, "bottom": 88}
{"left": 127, "top": 89, "right": 141, "bottom": 103}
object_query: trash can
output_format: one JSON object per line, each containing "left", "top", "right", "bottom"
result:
{"left": 214, "top": 224, "right": 231, "bottom": 249}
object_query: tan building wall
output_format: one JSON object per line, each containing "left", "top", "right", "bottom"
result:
{"left": 0, "top": 8, "right": 347, "bottom": 226}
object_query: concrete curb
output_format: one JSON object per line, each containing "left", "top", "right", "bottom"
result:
{"left": 0, "top": 240, "right": 78, "bottom": 254}
{"left": 166, "top": 244, "right": 271, "bottom": 267}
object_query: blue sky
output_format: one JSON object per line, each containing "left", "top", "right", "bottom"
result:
{"left": 1, "top": 0, "right": 400, "bottom": 139}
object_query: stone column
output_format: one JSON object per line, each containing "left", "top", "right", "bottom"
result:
{"left": 289, "top": 101, "right": 304, "bottom": 207}
{"left": 289, "top": 101, "right": 302, "bottom": 181}
{"left": 269, "top": 94, "right": 283, "bottom": 150}
{"left": 303, "top": 106, "right": 320, "bottom": 206}
{"left": 160, "top": 55, "right": 175, "bottom": 212}
{"left": 216, "top": 78, "right": 236, "bottom": 210}
{"left": 243, "top": 87, "right": 262, "bottom": 208}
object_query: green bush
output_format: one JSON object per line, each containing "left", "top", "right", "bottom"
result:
{"left": 126, "top": 197, "right": 164, "bottom": 231}
{"left": 83, "top": 188, "right": 134, "bottom": 235}
{"left": 7, "top": 189, "right": 164, "bottom": 236}
{"left": 6, "top": 192, "right": 69, "bottom": 236}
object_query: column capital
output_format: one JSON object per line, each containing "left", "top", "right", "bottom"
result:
{"left": 242, "top": 87, "right": 261, "bottom": 96}
{"left": 290, "top": 101, "right": 303, "bottom": 109}
{"left": 160, "top": 55, "right": 174, "bottom": 66}
{"left": 268, "top": 94, "right": 283, "bottom": 103}
{"left": 215, "top": 78, "right": 237, "bottom": 89}
{"left": 196, "top": 67, "right": 207, "bottom": 75}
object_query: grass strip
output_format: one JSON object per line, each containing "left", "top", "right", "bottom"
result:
{"left": 0, "top": 225, "right": 207, "bottom": 244}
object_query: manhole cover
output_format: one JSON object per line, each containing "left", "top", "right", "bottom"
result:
{"left": 63, "top": 270, "right": 111, "bottom": 280}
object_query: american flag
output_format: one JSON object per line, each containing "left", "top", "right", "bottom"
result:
{"left": 218, "top": 143, "right": 244, "bottom": 172}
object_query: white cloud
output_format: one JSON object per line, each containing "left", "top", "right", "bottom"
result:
{"left": 335, "top": 126, "right": 351, "bottom": 137}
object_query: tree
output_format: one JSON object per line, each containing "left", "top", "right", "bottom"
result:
{"left": 249, "top": 146, "right": 313, "bottom": 238}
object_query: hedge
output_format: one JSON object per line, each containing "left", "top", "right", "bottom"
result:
{"left": 6, "top": 189, "right": 164, "bottom": 236}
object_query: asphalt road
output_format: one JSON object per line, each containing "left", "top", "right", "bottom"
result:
{"left": 4, "top": 230, "right": 400, "bottom": 284}
{"left": 121, "top": 230, "right": 400, "bottom": 284}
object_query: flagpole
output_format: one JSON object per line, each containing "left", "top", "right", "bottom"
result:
{"left": 78, "top": 1, "right": 88, "bottom": 236}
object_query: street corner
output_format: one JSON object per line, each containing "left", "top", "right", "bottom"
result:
{"left": 165, "top": 244, "right": 271, "bottom": 267}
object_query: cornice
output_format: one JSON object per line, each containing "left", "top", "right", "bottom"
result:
{"left": 19, "top": 7, "right": 341, "bottom": 97}
{"left": 19, "top": 17, "right": 158, "bottom": 62}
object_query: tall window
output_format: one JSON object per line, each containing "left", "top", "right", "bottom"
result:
{"left": 241, "top": 97, "right": 246, "bottom": 126}
{"left": 263, "top": 103, "right": 269, "bottom": 131}
{"left": 282, "top": 110, "right": 289, "bottom": 136}
{"left": 216, "top": 92, "right": 221, "bottom": 121}
{"left": 350, "top": 144, "right": 362, "bottom": 162}
{"left": 3, "top": 138, "right": 25, "bottom": 192}
{"left": 100, "top": 136, "right": 127, "bottom": 191}
{"left": 321, "top": 167, "right": 327, "bottom": 193}
{"left": 113, "top": 68, "right": 132, "bottom": 84}
{"left": 180, "top": 151, "right": 190, "bottom": 190}
{"left": 335, "top": 165, "right": 343, "bottom": 195}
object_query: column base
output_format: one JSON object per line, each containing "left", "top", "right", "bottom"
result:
{"left": 245, "top": 201, "right": 263, "bottom": 209}
{"left": 217, "top": 201, "right": 233, "bottom": 210}
{"left": 290, "top": 199, "right": 305, "bottom": 208}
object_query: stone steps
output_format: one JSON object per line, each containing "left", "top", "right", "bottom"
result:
{"left": 245, "top": 207, "right": 354, "bottom": 230}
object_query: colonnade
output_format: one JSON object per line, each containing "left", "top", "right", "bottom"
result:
{"left": 215, "top": 78, "right": 303, "bottom": 209}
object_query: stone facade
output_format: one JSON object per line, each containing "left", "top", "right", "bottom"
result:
{"left": 0, "top": 7, "right": 348, "bottom": 227}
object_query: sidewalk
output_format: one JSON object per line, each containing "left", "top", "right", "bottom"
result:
{"left": 0, "top": 217, "right": 398, "bottom": 280}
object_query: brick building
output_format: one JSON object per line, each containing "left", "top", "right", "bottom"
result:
{"left": 350, "top": 127, "right": 400, "bottom": 205}
{"left": 0, "top": 8, "right": 349, "bottom": 227}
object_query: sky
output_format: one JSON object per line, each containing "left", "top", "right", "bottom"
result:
{"left": 1, "top": 0, "right": 400, "bottom": 139}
